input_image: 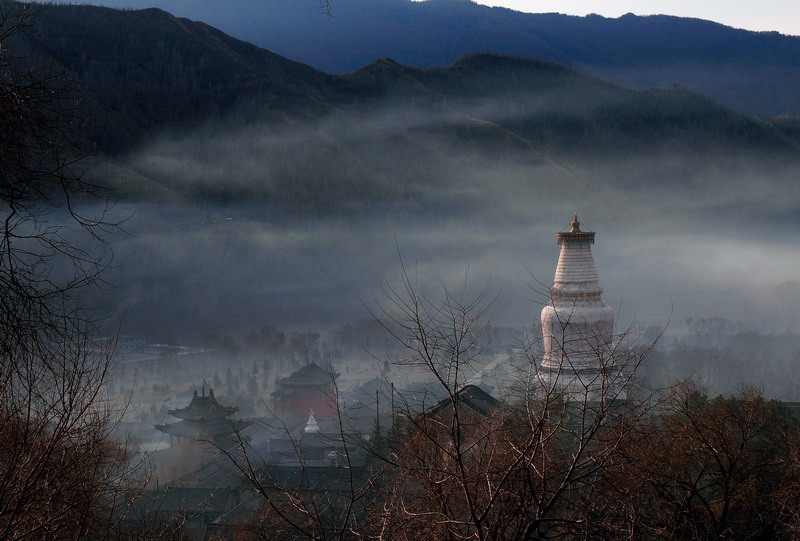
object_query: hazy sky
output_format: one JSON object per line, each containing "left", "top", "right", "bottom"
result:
{"left": 470, "top": 1, "right": 799, "bottom": 35}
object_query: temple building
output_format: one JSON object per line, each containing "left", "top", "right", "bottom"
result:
{"left": 272, "top": 362, "right": 339, "bottom": 419}
{"left": 263, "top": 411, "right": 370, "bottom": 522}
{"left": 268, "top": 411, "right": 362, "bottom": 467}
{"left": 155, "top": 388, "right": 250, "bottom": 445}
{"left": 540, "top": 215, "right": 617, "bottom": 395}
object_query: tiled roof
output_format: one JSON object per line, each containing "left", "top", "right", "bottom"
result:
{"left": 276, "top": 362, "right": 339, "bottom": 386}
{"left": 424, "top": 385, "right": 499, "bottom": 417}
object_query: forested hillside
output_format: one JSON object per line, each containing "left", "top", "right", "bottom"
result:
{"left": 9, "top": 3, "right": 339, "bottom": 152}
{"left": 8, "top": 3, "right": 799, "bottom": 213}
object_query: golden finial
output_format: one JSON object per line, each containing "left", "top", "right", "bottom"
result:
{"left": 570, "top": 213, "right": 581, "bottom": 233}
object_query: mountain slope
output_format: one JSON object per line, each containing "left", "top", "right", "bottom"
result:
{"left": 4, "top": 4, "right": 788, "bottom": 154}
{"left": 83, "top": 0, "right": 800, "bottom": 118}
{"left": 11, "top": 3, "right": 340, "bottom": 152}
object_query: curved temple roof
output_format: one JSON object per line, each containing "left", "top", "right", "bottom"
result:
{"left": 156, "top": 388, "right": 251, "bottom": 441}
{"left": 168, "top": 388, "right": 238, "bottom": 420}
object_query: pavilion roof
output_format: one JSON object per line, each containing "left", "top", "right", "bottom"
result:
{"left": 168, "top": 389, "right": 238, "bottom": 420}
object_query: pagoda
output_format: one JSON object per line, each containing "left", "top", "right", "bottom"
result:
{"left": 540, "top": 215, "right": 616, "bottom": 393}
{"left": 155, "top": 388, "right": 251, "bottom": 445}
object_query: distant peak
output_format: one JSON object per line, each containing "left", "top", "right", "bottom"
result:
{"left": 346, "top": 57, "right": 411, "bottom": 78}
{"left": 356, "top": 57, "right": 405, "bottom": 72}
{"left": 447, "top": 52, "right": 565, "bottom": 72}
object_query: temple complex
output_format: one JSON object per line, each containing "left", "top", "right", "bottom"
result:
{"left": 155, "top": 388, "right": 250, "bottom": 445}
{"left": 540, "top": 215, "right": 617, "bottom": 394}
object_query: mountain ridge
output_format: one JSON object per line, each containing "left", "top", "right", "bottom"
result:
{"left": 81, "top": 0, "right": 800, "bottom": 118}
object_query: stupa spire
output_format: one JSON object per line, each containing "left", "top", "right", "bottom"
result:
{"left": 570, "top": 213, "right": 581, "bottom": 233}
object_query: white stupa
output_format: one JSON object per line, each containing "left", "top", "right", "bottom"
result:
{"left": 540, "top": 215, "right": 617, "bottom": 395}
{"left": 304, "top": 410, "right": 320, "bottom": 433}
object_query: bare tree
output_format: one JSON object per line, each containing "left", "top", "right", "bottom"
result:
{"left": 0, "top": 4, "right": 130, "bottom": 537}
{"left": 215, "top": 251, "right": 662, "bottom": 539}
{"left": 359, "top": 265, "right": 657, "bottom": 540}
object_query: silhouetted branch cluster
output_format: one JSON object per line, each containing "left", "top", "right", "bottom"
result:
{"left": 0, "top": 4, "right": 131, "bottom": 537}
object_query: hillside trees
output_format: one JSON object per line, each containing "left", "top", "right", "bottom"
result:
{"left": 606, "top": 381, "right": 800, "bottom": 539}
{"left": 0, "top": 4, "right": 129, "bottom": 537}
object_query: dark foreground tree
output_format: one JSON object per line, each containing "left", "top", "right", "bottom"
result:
{"left": 0, "top": 3, "right": 130, "bottom": 537}
{"left": 360, "top": 269, "right": 653, "bottom": 540}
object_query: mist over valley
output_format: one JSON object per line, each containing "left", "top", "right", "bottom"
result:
{"left": 10, "top": 2, "right": 788, "bottom": 379}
